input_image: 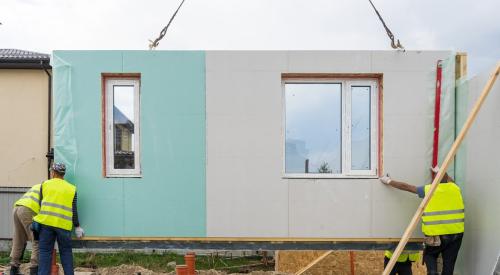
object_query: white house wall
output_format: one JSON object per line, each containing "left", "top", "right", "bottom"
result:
{"left": 206, "top": 50, "right": 452, "bottom": 238}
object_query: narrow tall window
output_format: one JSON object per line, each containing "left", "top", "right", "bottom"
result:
{"left": 284, "top": 78, "right": 378, "bottom": 178}
{"left": 104, "top": 77, "right": 141, "bottom": 177}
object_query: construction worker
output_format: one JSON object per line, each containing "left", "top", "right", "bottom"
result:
{"left": 383, "top": 250, "right": 420, "bottom": 275}
{"left": 33, "top": 163, "right": 84, "bottom": 275}
{"left": 8, "top": 184, "right": 42, "bottom": 275}
{"left": 379, "top": 167, "right": 464, "bottom": 275}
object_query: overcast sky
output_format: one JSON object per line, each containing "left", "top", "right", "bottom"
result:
{"left": 1, "top": 0, "right": 499, "bottom": 75}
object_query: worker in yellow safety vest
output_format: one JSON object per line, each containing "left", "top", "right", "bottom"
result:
{"left": 383, "top": 250, "right": 420, "bottom": 275}
{"left": 33, "top": 162, "right": 85, "bottom": 275}
{"left": 8, "top": 184, "right": 42, "bottom": 275}
{"left": 380, "top": 166, "right": 464, "bottom": 275}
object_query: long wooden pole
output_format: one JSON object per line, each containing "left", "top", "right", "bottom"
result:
{"left": 383, "top": 62, "right": 500, "bottom": 275}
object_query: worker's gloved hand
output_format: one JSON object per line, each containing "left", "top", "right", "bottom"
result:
{"left": 379, "top": 174, "right": 392, "bottom": 185}
{"left": 431, "top": 166, "right": 440, "bottom": 173}
{"left": 75, "top": 226, "right": 85, "bottom": 239}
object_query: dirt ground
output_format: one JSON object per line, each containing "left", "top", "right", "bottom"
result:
{"left": 5, "top": 263, "right": 290, "bottom": 275}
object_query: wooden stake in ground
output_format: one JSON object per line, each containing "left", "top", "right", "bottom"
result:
{"left": 382, "top": 62, "right": 500, "bottom": 275}
{"left": 295, "top": 250, "right": 333, "bottom": 275}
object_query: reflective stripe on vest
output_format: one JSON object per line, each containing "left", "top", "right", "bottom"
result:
{"left": 384, "top": 250, "right": 420, "bottom": 262}
{"left": 422, "top": 182, "right": 465, "bottom": 236}
{"left": 33, "top": 178, "right": 76, "bottom": 231}
{"left": 14, "top": 184, "right": 42, "bottom": 214}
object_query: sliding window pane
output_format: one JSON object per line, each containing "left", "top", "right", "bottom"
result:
{"left": 351, "top": 86, "right": 371, "bottom": 170}
{"left": 285, "top": 83, "right": 342, "bottom": 174}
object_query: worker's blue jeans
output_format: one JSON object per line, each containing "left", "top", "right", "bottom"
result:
{"left": 38, "top": 224, "right": 74, "bottom": 275}
{"left": 423, "top": 233, "right": 463, "bottom": 275}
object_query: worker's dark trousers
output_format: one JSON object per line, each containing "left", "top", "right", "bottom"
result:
{"left": 423, "top": 233, "right": 463, "bottom": 275}
{"left": 383, "top": 257, "right": 413, "bottom": 275}
{"left": 38, "top": 224, "right": 74, "bottom": 275}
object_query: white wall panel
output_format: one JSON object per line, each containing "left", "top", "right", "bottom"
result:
{"left": 206, "top": 50, "right": 451, "bottom": 237}
{"left": 462, "top": 67, "right": 500, "bottom": 275}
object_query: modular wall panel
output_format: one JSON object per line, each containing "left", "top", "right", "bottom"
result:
{"left": 206, "top": 50, "right": 452, "bottom": 238}
{"left": 52, "top": 51, "right": 206, "bottom": 237}
{"left": 462, "top": 68, "right": 500, "bottom": 275}
{"left": 206, "top": 52, "right": 289, "bottom": 237}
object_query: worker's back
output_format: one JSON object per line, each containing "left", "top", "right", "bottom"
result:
{"left": 34, "top": 178, "right": 76, "bottom": 231}
{"left": 421, "top": 182, "right": 465, "bottom": 236}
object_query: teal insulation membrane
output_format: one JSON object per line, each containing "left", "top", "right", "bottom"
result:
{"left": 454, "top": 77, "right": 468, "bottom": 190}
{"left": 51, "top": 51, "right": 206, "bottom": 237}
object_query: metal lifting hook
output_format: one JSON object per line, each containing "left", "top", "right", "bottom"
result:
{"left": 368, "top": 0, "right": 405, "bottom": 51}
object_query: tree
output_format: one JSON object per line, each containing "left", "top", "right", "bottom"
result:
{"left": 318, "top": 162, "right": 332, "bottom": 173}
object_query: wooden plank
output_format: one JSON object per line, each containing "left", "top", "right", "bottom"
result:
{"left": 295, "top": 250, "right": 333, "bottom": 275}
{"left": 282, "top": 73, "right": 382, "bottom": 80}
{"left": 455, "top": 53, "right": 467, "bottom": 80}
{"left": 80, "top": 236, "right": 424, "bottom": 242}
{"left": 382, "top": 62, "right": 500, "bottom": 275}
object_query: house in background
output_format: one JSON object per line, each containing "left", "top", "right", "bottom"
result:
{"left": 0, "top": 49, "right": 51, "bottom": 239}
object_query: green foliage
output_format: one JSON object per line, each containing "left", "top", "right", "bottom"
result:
{"left": 318, "top": 162, "right": 332, "bottom": 173}
{"left": 0, "top": 252, "right": 10, "bottom": 265}
{"left": 0, "top": 251, "right": 266, "bottom": 273}
{"left": 73, "top": 252, "right": 182, "bottom": 272}
{"left": 74, "top": 252, "right": 264, "bottom": 273}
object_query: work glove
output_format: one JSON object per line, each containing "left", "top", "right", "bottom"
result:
{"left": 430, "top": 166, "right": 440, "bottom": 173}
{"left": 379, "top": 174, "right": 392, "bottom": 185}
{"left": 75, "top": 226, "right": 85, "bottom": 239}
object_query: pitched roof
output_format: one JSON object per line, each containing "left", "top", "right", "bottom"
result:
{"left": 0, "top": 49, "right": 50, "bottom": 61}
{"left": 0, "top": 49, "right": 50, "bottom": 69}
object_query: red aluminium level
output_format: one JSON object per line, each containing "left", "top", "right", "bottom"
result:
{"left": 432, "top": 60, "right": 443, "bottom": 178}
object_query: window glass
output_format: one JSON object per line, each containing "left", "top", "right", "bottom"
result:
{"left": 351, "top": 86, "right": 371, "bottom": 170}
{"left": 285, "top": 83, "right": 342, "bottom": 174}
{"left": 113, "top": 85, "right": 135, "bottom": 169}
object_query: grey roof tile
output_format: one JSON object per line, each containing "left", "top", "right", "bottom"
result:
{"left": 0, "top": 49, "right": 50, "bottom": 61}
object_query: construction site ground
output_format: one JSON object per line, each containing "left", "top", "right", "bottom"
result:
{"left": 1, "top": 264, "right": 289, "bottom": 275}
{"left": 0, "top": 250, "right": 432, "bottom": 274}
{"left": 0, "top": 251, "right": 287, "bottom": 274}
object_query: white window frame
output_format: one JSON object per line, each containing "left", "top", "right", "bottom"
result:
{"left": 105, "top": 78, "right": 141, "bottom": 177}
{"left": 282, "top": 78, "right": 378, "bottom": 179}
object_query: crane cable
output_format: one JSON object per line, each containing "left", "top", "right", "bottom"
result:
{"left": 148, "top": 0, "right": 403, "bottom": 50}
{"left": 367, "top": 0, "right": 404, "bottom": 50}
{"left": 148, "top": 0, "right": 186, "bottom": 50}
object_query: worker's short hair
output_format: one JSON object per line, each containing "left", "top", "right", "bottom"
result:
{"left": 50, "top": 162, "right": 66, "bottom": 176}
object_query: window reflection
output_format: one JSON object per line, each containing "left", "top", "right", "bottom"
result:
{"left": 113, "top": 85, "right": 135, "bottom": 169}
{"left": 351, "top": 86, "right": 371, "bottom": 170}
{"left": 285, "top": 83, "right": 342, "bottom": 174}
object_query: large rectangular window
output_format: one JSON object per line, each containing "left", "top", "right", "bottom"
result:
{"left": 104, "top": 76, "right": 141, "bottom": 177}
{"left": 284, "top": 78, "right": 378, "bottom": 178}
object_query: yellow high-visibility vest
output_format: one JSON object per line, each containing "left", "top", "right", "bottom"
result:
{"left": 422, "top": 182, "right": 465, "bottom": 236}
{"left": 33, "top": 178, "right": 76, "bottom": 231}
{"left": 384, "top": 250, "right": 420, "bottom": 262}
{"left": 14, "top": 184, "right": 42, "bottom": 214}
